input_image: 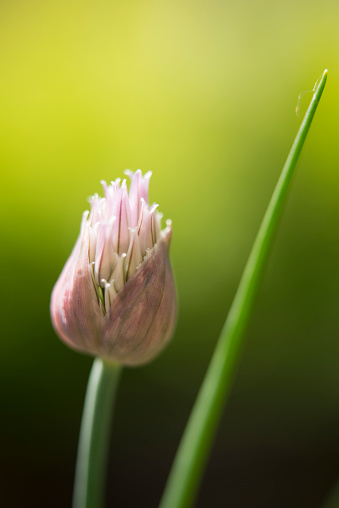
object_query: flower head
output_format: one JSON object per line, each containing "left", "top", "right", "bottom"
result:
{"left": 50, "top": 170, "right": 177, "bottom": 366}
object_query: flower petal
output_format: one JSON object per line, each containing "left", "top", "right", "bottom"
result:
{"left": 101, "top": 230, "right": 176, "bottom": 365}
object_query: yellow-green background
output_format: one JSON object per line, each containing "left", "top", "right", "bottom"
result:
{"left": 1, "top": 1, "right": 339, "bottom": 507}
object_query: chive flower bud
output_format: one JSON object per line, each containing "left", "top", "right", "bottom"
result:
{"left": 50, "top": 170, "right": 177, "bottom": 366}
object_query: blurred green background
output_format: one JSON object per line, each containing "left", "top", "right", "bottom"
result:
{"left": 1, "top": 1, "right": 339, "bottom": 507}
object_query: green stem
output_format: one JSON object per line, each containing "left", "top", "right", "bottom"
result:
{"left": 321, "top": 481, "right": 339, "bottom": 508}
{"left": 72, "top": 357, "right": 122, "bottom": 508}
{"left": 159, "top": 69, "right": 328, "bottom": 508}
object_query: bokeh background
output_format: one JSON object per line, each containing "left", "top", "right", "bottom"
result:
{"left": 1, "top": 1, "right": 339, "bottom": 507}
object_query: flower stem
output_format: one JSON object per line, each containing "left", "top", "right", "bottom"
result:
{"left": 321, "top": 480, "right": 339, "bottom": 508}
{"left": 72, "top": 357, "right": 122, "bottom": 508}
{"left": 159, "top": 69, "right": 328, "bottom": 508}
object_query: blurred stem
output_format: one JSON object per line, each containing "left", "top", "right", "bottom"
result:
{"left": 159, "top": 69, "right": 328, "bottom": 508}
{"left": 321, "top": 481, "right": 339, "bottom": 508}
{"left": 73, "top": 357, "right": 122, "bottom": 508}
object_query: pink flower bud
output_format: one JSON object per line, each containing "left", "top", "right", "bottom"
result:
{"left": 50, "top": 170, "right": 177, "bottom": 366}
